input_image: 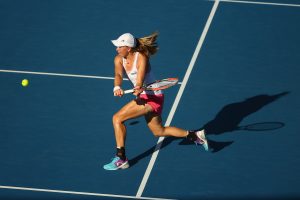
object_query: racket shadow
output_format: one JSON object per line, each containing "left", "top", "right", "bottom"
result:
{"left": 237, "top": 122, "right": 285, "bottom": 131}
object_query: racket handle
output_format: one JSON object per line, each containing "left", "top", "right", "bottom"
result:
{"left": 124, "top": 89, "right": 134, "bottom": 94}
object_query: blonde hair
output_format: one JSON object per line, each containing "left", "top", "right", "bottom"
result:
{"left": 133, "top": 32, "right": 159, "bottom": 57}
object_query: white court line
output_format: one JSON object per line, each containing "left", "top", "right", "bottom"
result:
{"left": 216, "top": 0, "right": 300, "bottom": 7}
{"left": 0, "top": 69, "right": 183, "bottom": 84}
{"left": 135, "top": 0, "right": 220, "bottom": 198}
{"left": 0, "top": 185, "right": 176, "bottom": 200}
{"left": 0, "top": 69, "right": 120, "bottom": 80}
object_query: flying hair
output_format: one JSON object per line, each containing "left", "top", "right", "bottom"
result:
{"left": 133, "top": 32, "right": 159, "bottom": 57}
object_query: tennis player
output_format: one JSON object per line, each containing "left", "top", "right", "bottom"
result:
{"left": 103, "top": 32, "right": 209, "bottom": 170}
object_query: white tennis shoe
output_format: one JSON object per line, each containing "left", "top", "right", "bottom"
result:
{"left": 194, "top": 130, "right": 209, "bottom": 151}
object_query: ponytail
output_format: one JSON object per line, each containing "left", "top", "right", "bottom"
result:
{"left": 133, "top": 32, "right": 159, "bottom": 57}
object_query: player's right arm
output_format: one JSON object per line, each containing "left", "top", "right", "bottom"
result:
{"left": 113, "top": 55, "right": 124, "bottom": 97}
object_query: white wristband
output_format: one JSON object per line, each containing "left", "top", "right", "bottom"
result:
{"left": 113, "top": 86, "right": 121, "bottom": 92}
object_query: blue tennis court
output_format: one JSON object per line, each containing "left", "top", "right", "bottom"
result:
{"left": 1, "top": 0, "right": 300, "bottom": 199}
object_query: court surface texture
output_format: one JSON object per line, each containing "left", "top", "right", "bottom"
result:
{"left": 0, "top": 0, "right": 300, "bottom": 199}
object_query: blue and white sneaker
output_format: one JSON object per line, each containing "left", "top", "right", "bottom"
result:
{"left": 103, "top": 157, "right": 129, "bottom": 170}
{"left": 194, "top": 130, "right": 209, "bottom": 151}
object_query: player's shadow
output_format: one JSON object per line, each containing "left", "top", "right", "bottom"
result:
{"left": 129, "top": 91, "right": 289, "bottom": 167}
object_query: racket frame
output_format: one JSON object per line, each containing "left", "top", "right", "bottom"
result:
{"left": 124, "top": 78, "right": 178, "bottom": 94}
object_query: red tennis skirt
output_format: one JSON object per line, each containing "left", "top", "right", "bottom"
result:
{"left": 139, "top": 94, "right": 164, "bottom": 115}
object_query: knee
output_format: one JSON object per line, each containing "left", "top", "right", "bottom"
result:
{"left": 151, "top": 127, "right": 165, "bottom": 137}
{"left": 112, "top": 113, "right": 124, "bottom": 125}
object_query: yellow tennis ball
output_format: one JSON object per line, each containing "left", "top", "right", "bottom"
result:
{"left": 22, "top": 79, "right": 29, "bottom": 87}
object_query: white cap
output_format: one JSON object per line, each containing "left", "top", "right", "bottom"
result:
{"left": 111, "top": 33, "right": 136, "bottom": 47}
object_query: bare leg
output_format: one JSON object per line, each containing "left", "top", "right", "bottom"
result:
{"left": 145, "top": 113, "right": 209, "bottom": 151}
{"left": 112, "top": 99, "right": 153, "bottom": 147}
{"left": 145, "top": 113, "right": 188, "bottom": 137}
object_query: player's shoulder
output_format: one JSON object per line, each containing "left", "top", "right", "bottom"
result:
{"left": 114, "top": 55, "right": 123, "bottom": 63}
{"left": 137, "top": 52, "right": 148, "bottom": 59}
{"left": 137, "top": 52, "right": 149, "bottom": 63}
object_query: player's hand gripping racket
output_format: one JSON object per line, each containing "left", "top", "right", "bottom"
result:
{"left": 124, "top": 78, "right": 178, "bottom": 94}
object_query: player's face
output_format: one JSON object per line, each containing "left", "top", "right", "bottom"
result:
{"left": 116, "top": 46, "right": 130, "bottom": 57}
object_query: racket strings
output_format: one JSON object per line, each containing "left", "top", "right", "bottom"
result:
{"left": 147, "top": 79, "right": 178, "bottom": 90}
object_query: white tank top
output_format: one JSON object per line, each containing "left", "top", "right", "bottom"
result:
{"left": 123, "top": 52, "right": 162, "bottom": 95}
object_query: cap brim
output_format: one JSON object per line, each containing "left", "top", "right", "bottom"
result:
{"left": 111, "top": 40, "right": 120, "bottom": 47}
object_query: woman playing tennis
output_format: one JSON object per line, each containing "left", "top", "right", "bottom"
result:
{"left": 103, "top": 32, "right": 209, "bottom": 170}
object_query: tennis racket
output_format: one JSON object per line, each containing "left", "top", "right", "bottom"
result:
{"left": 124, "top": 78, "right": 178, "bottom": 94}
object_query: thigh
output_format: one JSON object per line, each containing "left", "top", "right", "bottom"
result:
{"left": 145, "top": 113, "right": 164, "bottom": 134}
{"left": 115, "top": 98, "right": 153, "bottom": 122}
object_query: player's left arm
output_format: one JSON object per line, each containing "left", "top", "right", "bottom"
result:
{"left": 134, "top": 54, "right": 148, "bottom": 95}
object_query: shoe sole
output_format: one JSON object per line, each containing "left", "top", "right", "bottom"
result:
{"left": 105, "top": 161, "right": 129, "bottom": 170}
